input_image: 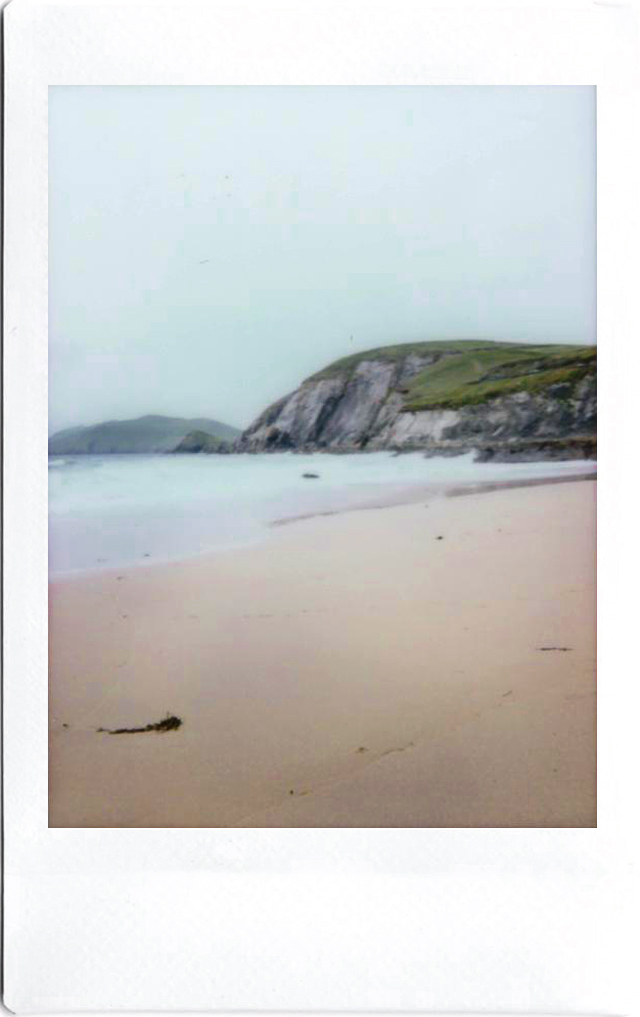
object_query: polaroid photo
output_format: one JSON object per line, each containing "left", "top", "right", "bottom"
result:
{"left": 3, "top": 0, "right": 639, "bottom": 1013}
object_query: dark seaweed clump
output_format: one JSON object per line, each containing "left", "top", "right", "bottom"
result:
{"left": 97, "top": 714, "right": 183, "bottom": 735}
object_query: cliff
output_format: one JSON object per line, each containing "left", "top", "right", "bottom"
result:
{"left": 239, "top": 341, "right": 596, "bottom": 460}
{"left": 49, "top": 414, "right": 241, "bottom": 455}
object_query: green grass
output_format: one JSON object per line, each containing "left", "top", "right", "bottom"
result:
{"left": 402, "top": 345, "right": 596, "bottom": 410}
{"left": 306, "top": 340, "right": 596, "bottom": 411}
{"left": 307, "top": 340, "right": 518, "bottom": 381}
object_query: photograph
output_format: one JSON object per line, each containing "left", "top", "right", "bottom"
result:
{"left": 48, "top": 85, "right": 596, "bottom": 828}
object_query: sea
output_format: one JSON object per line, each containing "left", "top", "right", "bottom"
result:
{"left": 48, "top": 451, "right": 596, "bottom": 578}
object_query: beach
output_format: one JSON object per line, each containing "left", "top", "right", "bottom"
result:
{"left": 49, "top": 476, "right": 596, "bottom": 828}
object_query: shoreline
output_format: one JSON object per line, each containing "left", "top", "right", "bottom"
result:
{"left": 49, "top": 478, "right": 596, "bottom": 827}
{"left": 50, "top": 466, "right": 597, "bottom": 581}
{"left": 271, "top": 469, "right": 596, "bottom": 529}
{"left": 446, "top": 470, "right": 596, "bottom": 498}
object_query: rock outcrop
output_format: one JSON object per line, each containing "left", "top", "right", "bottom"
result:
{"left": 170, "top": 430, "right": 233, "bottom": 454}
{"left": 238, "top": 341, "right": 596, "bottom": 460}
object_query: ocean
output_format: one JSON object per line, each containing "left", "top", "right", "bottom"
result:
{"left": 49, "top": 451, "right": 596, "bottom": 577}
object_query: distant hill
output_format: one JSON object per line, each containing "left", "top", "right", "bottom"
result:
{"left": 238, "top": 340, "right": 596, "bottom": 460}
{"left": 48, "top": 415, "right": 241, "bottom": 454}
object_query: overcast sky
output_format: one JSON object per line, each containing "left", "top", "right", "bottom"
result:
{"left": 49, "top": 86, "right": 595, "bottom": 434}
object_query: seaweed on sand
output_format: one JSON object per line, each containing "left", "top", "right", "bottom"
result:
{"left": 97, "top": 714, "right": 183, "bottom": 735}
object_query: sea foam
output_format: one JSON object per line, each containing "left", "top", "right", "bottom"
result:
{"left": 49, "top": 451, "right": 595, "bottom": 577}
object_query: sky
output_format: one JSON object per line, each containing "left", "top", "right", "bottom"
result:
{"left": 49, "top": 86, "right": 596, "bottom": 434}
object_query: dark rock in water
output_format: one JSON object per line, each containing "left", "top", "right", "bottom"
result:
{"left": 302, "top": 472, "right": 320, "bottom": 479}
{"left": 475, "top": 436, "right": 596, "bottom": 462}
{"left": 237, "top": 340, "right": 596, "bottom": 462}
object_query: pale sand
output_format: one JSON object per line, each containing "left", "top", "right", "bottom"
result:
{"left": 49, "top": 479, "right": 596, "bottom": 827}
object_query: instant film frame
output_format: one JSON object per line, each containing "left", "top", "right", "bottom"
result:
{"left": 3, "top": 0, "right": 639, "bottom": 1012}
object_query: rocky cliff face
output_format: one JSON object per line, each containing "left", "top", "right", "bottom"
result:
{"left": 238, "top": 342, "right": 596, "bottom": 460}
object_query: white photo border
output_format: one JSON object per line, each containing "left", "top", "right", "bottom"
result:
{"left": 3, "top": 0, "right": 639, "bottom": 1013}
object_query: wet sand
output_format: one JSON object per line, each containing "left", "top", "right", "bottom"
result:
{"left": 49, "top": 478, "right": 596, "bottom": 827}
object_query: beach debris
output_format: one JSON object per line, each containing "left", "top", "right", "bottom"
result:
{"left": 289, "top": 789, "right": 294, "bottom": 795}
{"left": 380, "top": 741, "right": 414, "bottom": 758}
{"left": 97, "top": 714, "right": 183, "bottom": 735}
{"left": 62, "top": 723, "right": 69, "bottom": 728}
{"left": 502, "top": 690, "right": 513, "bottom": 698}
{"left": 302, "top": 472, "right": 320, "bottom": 479}
{"left": 435, "top": 535, "right": 444, "bottom": 540}
{"left": 143, "top": 553, "right": 151, "bottom": 557}
{"left": 355, "top": 746, "right": 368, "bottom": 753}
{"left": 538, "top": 646, "right": 572, "bottom": 652}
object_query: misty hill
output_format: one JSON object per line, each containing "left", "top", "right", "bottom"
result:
{"left": 239, "top": 340, "right": 596, "bottom": 460}
{"left": 49, "top": 415, "right": 241, "bottom": 455}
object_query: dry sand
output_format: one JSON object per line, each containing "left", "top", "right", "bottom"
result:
{"left": 49, "top": 478, "right": 596, "bottom": 827}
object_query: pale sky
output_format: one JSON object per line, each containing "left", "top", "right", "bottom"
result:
{"left": 49, "top": 86, "right": 596, "bottom": 434}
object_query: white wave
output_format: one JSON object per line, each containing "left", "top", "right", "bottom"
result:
{"left": 48, "top": 452, "right": 596, "bottom": 576}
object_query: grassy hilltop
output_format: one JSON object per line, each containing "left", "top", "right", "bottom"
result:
{"left": 308, "top": 340, "right": 596, "bottom": 411}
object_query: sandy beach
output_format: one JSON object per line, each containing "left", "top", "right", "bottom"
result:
{"left": 49, "top": 477, "right": 596, "bottom": 828}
